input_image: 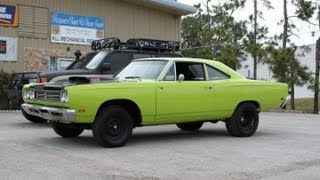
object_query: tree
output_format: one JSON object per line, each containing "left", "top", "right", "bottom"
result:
{"left": 243, "top": 0, "right": 272, "bottom": 79}
{"left": 181, "top": 0, "right": 247, "bottom": 70}
{"left": 267, "top": 0, "right": 316, "bottom": 110}
{"left": 282, "top": 0, "right": 316, "bottom": 49}
{"left": 267, "top": 46, "right": 312, "bottom": 111}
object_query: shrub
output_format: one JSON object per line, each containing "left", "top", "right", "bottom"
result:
{"left": 0, "top": 70, "right": 12, "bottom": 110}
{"left": 0, "top": 70, "right": 11, "bottom": 94}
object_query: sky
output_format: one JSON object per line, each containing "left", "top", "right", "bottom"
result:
{"left": 178, "top": 0, "right": 320, "bottom": 46}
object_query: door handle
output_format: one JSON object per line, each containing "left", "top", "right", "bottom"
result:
{"left": 204, "top": 86, "right": 213, "bottom": 90}
{"left": 158, "top": 86, "right": 164, "bottom": 90}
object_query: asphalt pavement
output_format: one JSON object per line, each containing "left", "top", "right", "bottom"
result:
{"left": 0, "top": 111, "right": 320, "bottom": 180}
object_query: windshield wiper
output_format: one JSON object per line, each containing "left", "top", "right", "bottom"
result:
{"left": 125, "top": 76, "right": 141, "bottom": 79}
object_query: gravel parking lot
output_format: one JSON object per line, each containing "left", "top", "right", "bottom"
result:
{"left": 0, "top": 112, "right": 320, "bottom": 180}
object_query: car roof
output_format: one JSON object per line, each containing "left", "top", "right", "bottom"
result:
{"left": 133, "top": 57, "right": 246, "bottom": 79}
{"left": 134, "top": 57, "right": 215, "bottom": 63}
{"left": 100, "top": 49, "right": 182, "bottom": 56}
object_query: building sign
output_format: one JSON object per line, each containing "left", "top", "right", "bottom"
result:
{"left": 51, "top": 12, "right": 104, "bottom": 45}
{"left": 0, "top": 36, "right": 17, "bottom": 61}
{"left": 0, "top": 3, "right": 19, "bottom": 27}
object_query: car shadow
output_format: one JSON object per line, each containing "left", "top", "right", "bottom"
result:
{"left": 44, "top": 135, "right": 99, "bottom": 148}
{"left": 129, "top": 129, "right": 229, "bottom": 144}
{"left": 40, "top": 127, "right": 275, "bottom": 148}
{"left": 40, "top": 129, "right": 229, "bottom": 148}
{"left": 127, "top": 129, "right": 275, "bottom": 148}
{"left": 37, "top": 122, "right": 280, "bottom": 148}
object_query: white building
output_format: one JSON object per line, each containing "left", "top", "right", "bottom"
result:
{"left": 237, "top": 44, "right": 317, "bottom": 98}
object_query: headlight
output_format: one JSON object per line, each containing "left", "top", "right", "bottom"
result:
{"left": 23, "top": 89, "right": 35, "bottom": 100}
{"left": 23, "top": 89, "right": 29, "bottom": 100}
{"left": 60, "top": 90, "right": 68, "bottom": 103}
{"left": 29, "top": 89, "right": 35, "bottom": 99}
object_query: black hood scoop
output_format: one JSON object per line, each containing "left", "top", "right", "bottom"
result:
{"left": 31, "top": 84, "right": 65, "bottom": 91}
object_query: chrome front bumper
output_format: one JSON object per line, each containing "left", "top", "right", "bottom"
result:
{"left": 21, "top": 103, "right": 76, "bottom": 122}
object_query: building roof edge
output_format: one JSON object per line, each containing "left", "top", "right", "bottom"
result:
{"left": 147, "top": 0, "right": 197, "bottom": 15}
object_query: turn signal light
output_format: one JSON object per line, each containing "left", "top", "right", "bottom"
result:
{"left": 78, "top": 109, "right": 86, "bottom": 113}
{"left": 36, "top": 78, "right": 48, "bottom": 83}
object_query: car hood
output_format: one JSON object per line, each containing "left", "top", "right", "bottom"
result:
{"left": 39, "top": 69, "right": 102, "bottom": 81}
{"left": 30, "top": 77, "right": 118, "bottom": 90}
{"left": 30, "top": 74, "right": 143, "bottom": 91}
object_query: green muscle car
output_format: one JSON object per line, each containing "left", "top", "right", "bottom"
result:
{"left": 22, "top": 58, "right": 288, "bottom": 147}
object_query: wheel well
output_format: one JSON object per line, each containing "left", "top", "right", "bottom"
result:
{"left": 237, "top": 101, "right": 260, "bottom": 112}
{"left": 96, "top": 99, "right": 142, "bottom": 127}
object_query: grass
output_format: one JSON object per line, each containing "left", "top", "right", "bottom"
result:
{"left": 288, "top": 98, "right": 319, "bottom": 114}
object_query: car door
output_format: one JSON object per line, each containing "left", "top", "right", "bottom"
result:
{"left": 204, "top": 64, "right": 232, "bottom": 118}
{"left": 156, "top": 61, "right": 213, "bottom": 123}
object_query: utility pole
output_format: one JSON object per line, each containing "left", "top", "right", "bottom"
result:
{"left": 314, "top": 6, "right": 320, "bottom": 114}
{"left": 206, "top": 0, "right": 211, "bottom": 47}
{"left": 282, "top": 0, "right": 288, "bottom": 49}
{"left": 253, "top": 0, "right": 257, "bottom": 80}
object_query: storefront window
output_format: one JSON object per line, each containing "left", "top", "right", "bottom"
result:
{"left": 49, "top": 57, "right": 74, "bottom": 71}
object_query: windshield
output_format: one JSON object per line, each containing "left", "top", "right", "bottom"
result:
{"left": 86, "top": 51, "right": 109, "bottom": 70}
{"left": 68, "top": 51, "right": 108, "bottom": 70}
{"left": 116, "top": 60, "right": 167, "bottom": 80}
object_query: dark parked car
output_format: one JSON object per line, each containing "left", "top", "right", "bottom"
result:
{"left": 7, "top": 72, "right": 40, "bottom": 109}
{"left": 38, "top": 37, "right": 182, "bottom": 82}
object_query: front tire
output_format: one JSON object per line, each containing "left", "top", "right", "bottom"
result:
{"left": 52, "top": 122, "right": 84, "bottom": 137}
{"left": 226, "top": 103, "right": 259, "bottom": 137}
{"left": 92, "top": 106, "right": 133, "bottom": 148}
{"left": 21, "top": 108, "right": 47, "bottom": 123}
{"left": 176, "top": 122, "right": 203, "bottom": 131}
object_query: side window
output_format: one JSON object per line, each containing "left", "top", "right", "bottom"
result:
{"left": 163, "top": 64, "right": 175, "bottom": 81}
{"left": 106, "top": 52, "right": 131, "bottom": 73}
{"left": 206, "top": 65, "right": 229, "bottom": 80}
{"left": 176, "top": 62, "right": 205, "bottom": 81}
{"left": 133, "top": 53, "right": 152, "bottom": 59}
{"left": 189, "top": 64, "right": 205, "bottom": 80}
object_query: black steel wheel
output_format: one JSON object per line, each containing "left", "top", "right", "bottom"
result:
{"left": 226, "top": 103, "right": 259, "bottom": 137}
{"left": 21, "top": 108, "right": 47, "bottom": 123}
{"left": 52, "top": 122, "right": 84, "bottom": 137}
{"left": 176, "top": 121, "right": 203, "bottom": 131}
{"left": 92, "top": 105, "right": 133, "bottom": 148}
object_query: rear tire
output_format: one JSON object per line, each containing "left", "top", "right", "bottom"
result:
{"left": 226, "top": 103, "right": 259, "bottom": 137}
{"left": 21, "top": 108, "right": 47, "bottom": 123}
{"left": 92, "top": 106, "right": 133, "bottom": 148}
{"left": 52, "top": 122, "right": 84, "bottom": 138}
{"left": 176, "top": 122, "right": 203, "bottom": 131}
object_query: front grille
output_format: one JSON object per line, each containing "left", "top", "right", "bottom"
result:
{"left": 35, "top": 89, "right": 61, "bottom": 102}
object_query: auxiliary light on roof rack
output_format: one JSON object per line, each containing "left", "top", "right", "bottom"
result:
{"left": 91, "top": 37, "right": 121, "bottom": 51}
{"left": 91, "top": 37, "right": 180, "bottom": 52}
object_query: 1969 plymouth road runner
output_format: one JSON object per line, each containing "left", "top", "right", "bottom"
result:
{"left": 22, "top": 58, "right": 288, "bottom": 147}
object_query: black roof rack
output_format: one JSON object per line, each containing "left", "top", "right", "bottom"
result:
{"left": 91, "top": 37, "right": 180, "bottom": 53}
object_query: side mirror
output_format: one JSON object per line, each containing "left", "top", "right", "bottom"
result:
{"left": 178, "top": 74, "right": 185, "bottom": 82}
{"left": 101, "top": 63, "right": 111, "bottom": 72}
